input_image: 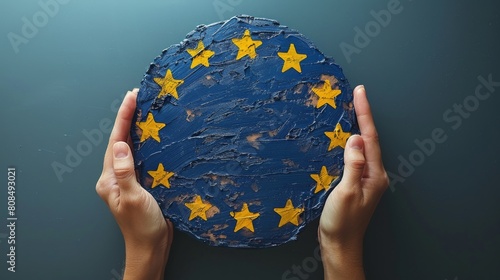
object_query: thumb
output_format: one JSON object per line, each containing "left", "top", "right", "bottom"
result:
{"left": 112, "top": 141, "right": 139, "bottom": 192}
{"left": 341, "top": 135, "right": 366, "bottom": 186}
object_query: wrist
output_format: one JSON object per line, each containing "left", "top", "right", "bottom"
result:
{"left": 123, "top": 242, "right": 169, "bottom": 280}
{"left": 319, "top": 231, "right": 365, "bottom": 280}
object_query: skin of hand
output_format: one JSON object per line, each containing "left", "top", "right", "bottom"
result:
{"left": 318, "top": 85, "right": 389, "bottom": 280}
{"left": 95, "top": 86, "right": 386, "bottom": 279}
{"left": 96, "top": 89, "right": 173, "bottom": 280}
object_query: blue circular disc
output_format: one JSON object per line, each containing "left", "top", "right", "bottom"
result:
{"left": 131, "top": 15, "right": 358, "bottom": 248}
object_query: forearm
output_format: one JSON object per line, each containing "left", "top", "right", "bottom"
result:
{"left": 320, "top": 239, "right": 365, "bottom": 280}
{"left": 123, "top": 244, "right": 167, "bottom": 280}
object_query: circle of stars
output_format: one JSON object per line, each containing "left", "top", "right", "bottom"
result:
{"left": 134, "top": 27, "right": 352, "bottom": 234}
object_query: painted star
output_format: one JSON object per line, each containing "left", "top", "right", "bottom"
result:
{"left": 136, "top": 112, "right": 166, "bottom": 143}
{"left": 147, "top": 163, "right": 174, "bottom": 189}
{"left": 324, "top": 123, "right": 351, "bottom": 151}
{"left": 312, "top": 80, "right": 342, "bottom": 109}
{"left": 187, "top": 41, "right": 215, "bottom": 69}
{"left": 277, "top": 43, "right": 307, "bottom": 73}
{"left": 185, "top": 195, "right": 213, "bottom": 221}
{"left": 232, "top": 29, "right": 262, "bottom": 60}
{"left": 274, "top": 199, "right": 304, "bottom": 227}
{"left": 153, "top": 69, "right": 184, "bottom": 99}
{"left": 310, "top": 166, "right": 337, "bottom": 193}
{"left": 230, "top": 203, "right": 260, "bottom": 233}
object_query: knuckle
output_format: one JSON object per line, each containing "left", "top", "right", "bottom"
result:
{"left": 336, "top": 185, "right": 359, "bottom": 203}
{"left": 114, "top": 166, "right": 134, "bottom": 181}
{"left": 95, "top": 175, "right": 117, "bottom": 202}
{"left": 380, "top": 171, "right": 390, "bottom": 188}
{"left": 372, "top": 170, "right": 390, "bottom": 194}
{"left": 348, "top": 158, "right": 366, "bottom": 171}
{"left": 341, "top": 190, "right": 357, "bottom": 202}
{"left": 95, "top": 178, "right": 106, "bottom": 196}
{"left": 364, "top": 132, "right": 380, "bottom": 144}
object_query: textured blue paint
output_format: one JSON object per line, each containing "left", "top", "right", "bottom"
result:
{"left": 131, "top": 15, "right": 359, "bottom": 248}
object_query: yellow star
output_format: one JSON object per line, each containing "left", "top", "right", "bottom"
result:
{"left": 312, "top": 80, "right": 342, "bottom": 109}
{"left": 274, "top": 199, "right": 304, "bottom": 227}
{"left": 310, "top": 166, "right": 337, "bottom": 193}
{"left": 136, "top": 112, "right": 166, "bottom": 142}
{"left": 277, "top": 43, "right": 307, "bottom": 73}
{"left": 153, "top": 69, "right": 184, "bottom": 99}
{"left": 232, "top": 29, "right": 262, "bottom": 60}
{"left": 324, "top": 123, "right": 351, "bottom": 151}
{"left": 187, "top": 41, "right": 215, "bottom": 69}
{"left": 147, "top": 163, "right": 174, "bottom": 189}
{"left": 230, "top": 203, "right": 260, "bottom": 233}
{"left": 185, "top": 195, "right": 213, "bottom": 221}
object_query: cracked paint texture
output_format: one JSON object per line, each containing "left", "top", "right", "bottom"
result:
{"left": 131, "top": 15, "right": 359, "bottom": 248}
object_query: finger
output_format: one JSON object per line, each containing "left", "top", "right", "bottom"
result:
{"left": 340, "top": 135, "right": 366, "bottom": 187}
{"left": 109, "top": 89, "right": 138, "bottom": 153}
{"left": 102, "top": 89, "right": 138, "bottom": 175}
{"left": 353, "top": 85, "right": 385, "bottom": 175}
{"left": 353, "top": 86, "right": 377, "bottom": 138}
{"left": 112, "top": 141, "right": 140, "bottom": 193}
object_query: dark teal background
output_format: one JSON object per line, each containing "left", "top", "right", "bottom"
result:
{"left": 1, "top": 0, "right": 499, "bottom": 279}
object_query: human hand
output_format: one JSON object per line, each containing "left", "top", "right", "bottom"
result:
{"left": 96, "top": 89, "right": 173, "bottom": 280}
{"left": 318, "top": 85, "right": 389, "bottom": 280}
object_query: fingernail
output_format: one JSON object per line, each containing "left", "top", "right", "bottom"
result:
{"left": 356, "top": 85, "right": 365, "bottom": 92}
{"left": 349, "top": 135, "right": 363, "bottom": 150}
{"left": 113, "top": 142, "right": 129, "bottom": 158}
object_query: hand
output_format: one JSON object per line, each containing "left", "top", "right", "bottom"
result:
{"left": 318, "top": 85, "right": 389, "bottom": 280}
{"left": 96, "top": 89, "right": 173, "bottom": 280}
